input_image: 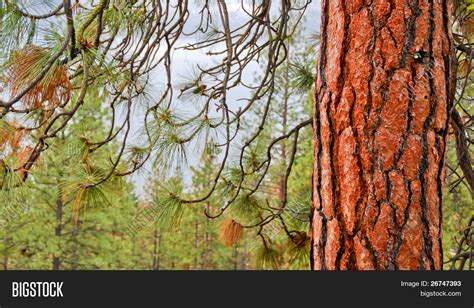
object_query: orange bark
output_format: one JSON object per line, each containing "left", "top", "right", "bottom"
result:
{"left": 311, "top": 0, "right": 456, "bottom": 270}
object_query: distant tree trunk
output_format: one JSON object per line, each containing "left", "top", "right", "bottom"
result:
{"left": 239, "top": 244, "right": 248, "bottom": 270}
{"left": 152, "top": 229, "right": 161, "bottom": 270}
{"left": 201, "top": 228, "right": 209, "bottom": 270}
{"left": 52, "top": 189, "right": 63, "bottom": 270}
{"left": 193, "top": 219, "right": 199, "bottom": 269}
{"left": 2, "top": 256, "right": 7, "bottom": 270}
{"left": 201, "top": 203, "right": 211, "bottom": 270}
{"left": 233, "top": 244, "right": 239, "bottom": 270}
{"left": 312, "top": 0, "right": 456, "bottom": 270}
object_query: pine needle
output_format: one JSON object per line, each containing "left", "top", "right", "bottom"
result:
{"left": 229, "top": 194, "right": 261, "bottom": 225}
{"left": 255, "top": 244, "right": 280, "bottom": 270}
{"left": 286, "top": 231, "right": 311, "bottom": 266}
{"left": 152, "top": 177, "right": 186, "bottom": 229}
{"left": 219, "top": 218, "right": 244, "bottom": 246}
{"left": 4, "top": 45, "right": 71, "bottom": 109}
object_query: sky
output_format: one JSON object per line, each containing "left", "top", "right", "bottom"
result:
{"left": 129, "top": 0, "right": 322, "bottom": 199}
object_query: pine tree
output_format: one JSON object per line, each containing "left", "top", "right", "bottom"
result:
{"left": 311, "top": 0, "right": 456, "bottom": 270}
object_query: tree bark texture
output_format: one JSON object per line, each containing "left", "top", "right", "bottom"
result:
{"left": 311, "top": 0, "right": 456, "bottom": 270}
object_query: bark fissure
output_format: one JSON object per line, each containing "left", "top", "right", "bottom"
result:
{"left": 418, "top": 0, "right": 437, "bottom": 270}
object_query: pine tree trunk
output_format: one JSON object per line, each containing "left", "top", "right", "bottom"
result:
{"left": 311, "top": 0, "right": 456, "bottom": 270}
{"left": 201, "top": 203, "right": 211, "bottom": 270}
{"left": 152, "top": 229, "right": 160, "bottom": 270}
{"left": 52, "top": 189, "right": 63, "bottom": 270}
{"left": 2, "top": 257, "right": 7, "bottom": 270}
{"left": 193, "top": 219, "right": 199, "bottom": 269}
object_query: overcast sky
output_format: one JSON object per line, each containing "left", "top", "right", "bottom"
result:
{"left": 126, "top": 1, "right": 322, "bottom": 199}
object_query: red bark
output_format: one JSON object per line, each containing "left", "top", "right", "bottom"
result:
{"left": 311, "top": 0, "right": 456, "bottom": 270}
